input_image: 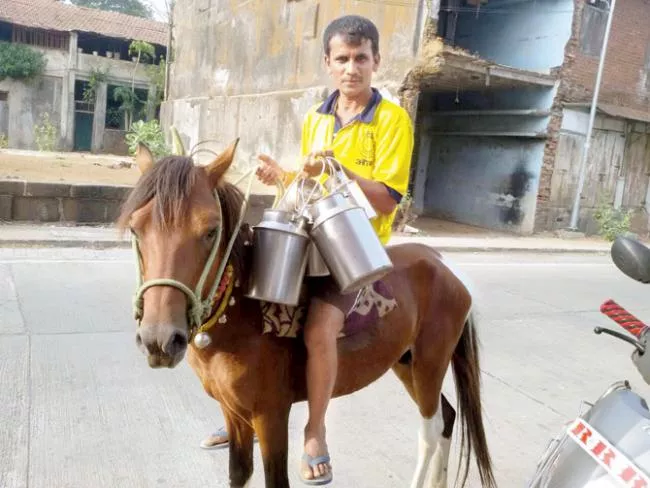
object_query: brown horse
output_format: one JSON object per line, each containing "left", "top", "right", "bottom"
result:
{"left": 118, "top": 140, "right": 496, "bottom": 488}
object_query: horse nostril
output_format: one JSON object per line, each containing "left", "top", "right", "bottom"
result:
{"left": 164, "top": 330, "right": 188, "bottom": 355}
{"left": 135, "top": 331, "right": 143, "bottom": 349}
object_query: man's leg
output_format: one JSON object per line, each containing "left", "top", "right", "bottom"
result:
{"left": 301, "top": 298, "right": 344, "bottom": 482}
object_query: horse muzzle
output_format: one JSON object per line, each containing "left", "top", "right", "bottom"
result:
{"left": 135, "top": 323, "right": 188, "bottom": 369}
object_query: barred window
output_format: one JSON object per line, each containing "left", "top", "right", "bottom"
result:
{"left": 12, "top": 26, "right": 70, "bottom": 51}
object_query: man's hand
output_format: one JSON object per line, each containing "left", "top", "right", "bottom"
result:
{"left": 301, "top": 150, "right": 334, "bottom": 178}
{"left": 256, "top": 154, "right": 284, "bottom": 186}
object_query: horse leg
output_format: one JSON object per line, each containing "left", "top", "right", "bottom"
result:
{"left": 392, "top": 361, "right": 445, "bottom": 488}
{"left": 409, "top": 400, "right": 444, "bottom": 488}
{"left": 429, "top": 394, "right": 456, "bottom": 488}
{"left": 410, "top": 315, "right": 462, "bottom": 488}
{"left": 252, "top": 406, "right": 291, "bottom": 488}
{"left": 224, "top": 412, "right": 255, "bottom": 488}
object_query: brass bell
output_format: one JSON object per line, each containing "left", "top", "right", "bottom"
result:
{"left": 193, "top": 331, "right": 212, "bottom": 349}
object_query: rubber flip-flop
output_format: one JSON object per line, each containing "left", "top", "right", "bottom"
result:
{"left": 299, "top": 453, "right": 333, "bottom": 486}
{"left": 199, "top": 427, "right": 230, "bottom": 450}
{"left": 199, "top": 427, "right": 258, "bottom": 450}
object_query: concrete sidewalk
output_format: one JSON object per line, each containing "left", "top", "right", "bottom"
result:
{"left": 0, "top": 222, "right": 615, "bottom": 253}
{"left": 0, "top": 223, "right": 130, "bottom": 249}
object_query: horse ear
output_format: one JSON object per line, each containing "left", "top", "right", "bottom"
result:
{"left": 169, "top": 126, "right": 186, "bottom": 156}
{"left": 135, "top": 143, "right": 155, "bottom": 174}
{"left": 205, "top": 138, "right": 240, "bottom": 186}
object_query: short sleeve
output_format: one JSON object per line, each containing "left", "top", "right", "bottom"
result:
{"left": 300, "top": 111, "right": 313, "bottom": 160}
{"left": 371, "top": 111, "right": 414, "bottom": 199}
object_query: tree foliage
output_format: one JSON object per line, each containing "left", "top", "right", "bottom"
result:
{"left": 0, "top": 42, "right": 46, "bottom": 81}
{"left": 69, "top": 0, "right": 153, "bottom": 19}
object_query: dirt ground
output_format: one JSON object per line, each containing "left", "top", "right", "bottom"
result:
{"left": 0, "top": 149, "right": 274, "bottom": 194}
{"left": 1, "top": 150, "right": 139, "bottom": 185}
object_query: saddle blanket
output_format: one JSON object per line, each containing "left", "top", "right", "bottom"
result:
{"left": 260, "top": 280, "right": 397, "bottom": 339}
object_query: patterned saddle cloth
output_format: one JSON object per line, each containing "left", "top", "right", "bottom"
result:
{"left": 260, "top": 280, "right": 398, "bottom": 339}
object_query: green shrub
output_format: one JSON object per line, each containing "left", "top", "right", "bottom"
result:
{"left": 125, "top": 119, "right": 170, "bottom": 158}
{"left": 34, "top": 112, "right": 58, "bottom": 152}
{"left": 0, "top": 42, "right": 46, "bottom": 81}
{"left": 593, "top": 200, "right": 632, "bottom": 241}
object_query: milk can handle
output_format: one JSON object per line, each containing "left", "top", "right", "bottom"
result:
{"left": 296, "top": 160, "right": 329, "bottom": 216}
{"left": 321, "top": 156, "right": 351, "bottom": 195}
{"left": 271, "top": 179, "right": 286, "bottom": 209}
{"left": 274, "top": 173, "right": 304, "bottom": 211}
{"left": 325, "top": 156, "right": 348, "bottom": 180}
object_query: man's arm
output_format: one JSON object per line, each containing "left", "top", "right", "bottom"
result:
{"left": 338, "top": 166, "right": 398, "bottom": 215}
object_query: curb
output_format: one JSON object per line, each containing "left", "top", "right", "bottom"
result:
{"left": 0, "top": 239, "right": 131, "bottom": 249}
{"left": 0, "top": 239, "right": 611, "bottom": 254}
{"left": 435, "top": 246, "right": 609, "bottom": 254}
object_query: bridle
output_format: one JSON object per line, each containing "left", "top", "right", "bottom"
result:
{"left": 130, "top": 168, "right": 257, "bottom": 341}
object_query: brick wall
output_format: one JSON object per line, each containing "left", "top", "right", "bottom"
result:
{"left": 535, "top": 0, "right": 650, "bottom": 231}
{"left": 562, "top": 0, "right": 650, "bottom": 109}
{"left": 535, "top": 104, "right": 564, "bottom": 231}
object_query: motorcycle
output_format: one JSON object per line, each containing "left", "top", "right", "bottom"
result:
{"left": 528, "top": 235, "right": 650, "bottom": 488}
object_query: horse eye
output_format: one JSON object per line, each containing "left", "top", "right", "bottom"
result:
{"left": 205, "top": 227, "right": 219, "bottom": 241}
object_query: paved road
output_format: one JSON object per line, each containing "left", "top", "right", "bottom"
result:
{"left": 1, "top": 247, "right": 649, "bottom": 488}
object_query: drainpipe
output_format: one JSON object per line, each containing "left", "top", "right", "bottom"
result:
{"left": 568, "top": 0, "right": 617, "bottom": 230}
{"left": 613, "top": 122, "right": 630, "bottom": 209}
{"left": 164, "top": 0, "right": 174, "bottom": 102}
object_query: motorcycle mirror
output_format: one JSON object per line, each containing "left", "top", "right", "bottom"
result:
{"left": 611, "top": 235, "right": 650, "bottom": 284}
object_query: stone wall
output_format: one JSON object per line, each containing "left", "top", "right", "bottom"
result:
{"left": 0, "top": 179, "right": 273, "bottom": 225}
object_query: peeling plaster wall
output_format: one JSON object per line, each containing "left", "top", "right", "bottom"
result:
{"left": 441, "top": 0, "right": 574, "bottom": 73}
{"left": 0, "top": 47, "right": 69, "bottom": 150}
{"left": 164, "top": 0, "right": 421, "bottom": 170}
{"left": 0, "top": 76, "right": 63, "bottom": 150}
{"left": 425, "top": 136, "right": 545, "bottom": 232}
{"left": 416, "top": 87, "right": 555, "bottom": 234}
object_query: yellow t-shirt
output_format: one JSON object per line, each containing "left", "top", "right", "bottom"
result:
{"left": 292, "top": 89, "right": 414, "bottom": 245}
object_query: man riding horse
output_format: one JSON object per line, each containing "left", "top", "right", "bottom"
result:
{"left": 123, "top": 12, "right": 496, "bottom": 488}
{"left": 200, "top": 14, "right": 414, "bottom": 485}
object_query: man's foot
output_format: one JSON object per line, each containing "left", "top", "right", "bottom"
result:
{"left": 199, "top": 427, "right": 229, "bottom": 450}
{"left": 300, "top": 428, "right": 332, "bottom": 485}
{"left": 199, "top": 426, "right": 259, "bottom": 450}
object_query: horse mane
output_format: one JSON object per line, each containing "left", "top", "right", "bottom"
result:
{"left": 117, "top": 156, "right": 250, "bottom": 278}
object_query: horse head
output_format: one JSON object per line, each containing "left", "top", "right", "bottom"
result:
{"left": 118, "top": 137, "right": 246, "bottom": 368}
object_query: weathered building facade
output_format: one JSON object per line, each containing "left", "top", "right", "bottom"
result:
{"left": 164, "top": 0, "right": 650, "bottom": 235}
{"left": 538, "top": 0, "right": 650, "bottom": 234}
{"left": 0, "top": 0, "right": 167, "bottom": 154}
{"left": 162, "top": 0, "right": 427, "bottom": 173}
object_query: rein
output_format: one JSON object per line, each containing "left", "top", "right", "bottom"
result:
{"left": 131, "top": 167, "right": 259, "bottom": 344}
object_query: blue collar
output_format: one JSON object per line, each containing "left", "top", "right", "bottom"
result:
{"left": 316, "top": 88, "right": 383, "bottom": 127}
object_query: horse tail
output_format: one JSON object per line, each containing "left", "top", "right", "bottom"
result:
{"left": 451, "top": 311, "right": 497, "bottom": 488}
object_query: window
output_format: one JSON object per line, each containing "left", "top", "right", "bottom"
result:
{"left": 0, "top": 21, "right": 11, "bottom": 42}
{"left": 12, "top": 26, "right": 70, "bottom": 51}
{"left": 579, "top": 2, "right": 609, "bottom": 57}
{"left": 0, "top": 91, "right": 8, "bottom": 102}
